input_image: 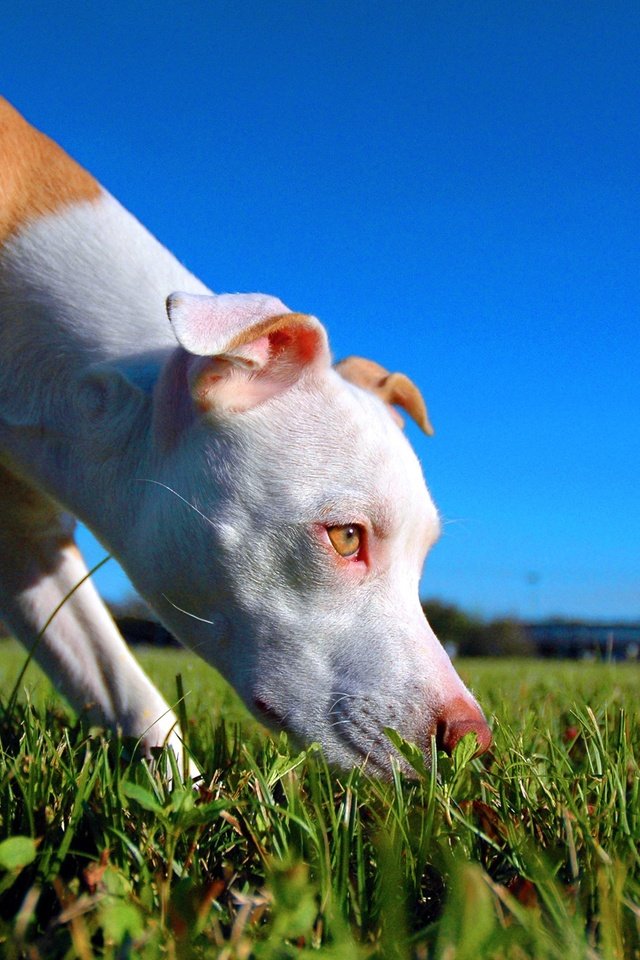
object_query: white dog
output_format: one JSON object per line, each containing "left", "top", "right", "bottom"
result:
{"left": 0, "top": 98, "right": 490, "bottom": 777}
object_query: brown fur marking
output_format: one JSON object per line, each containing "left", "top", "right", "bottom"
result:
{"left": 0, "top": 97, "right": 100, "bottom": 247}
{"left": 225, "top": 313, "right": 315, "bottom": 351}
{"left": 226, "top": 312, "right": 324, "bottom": 365}
{"left": 335, "top": 355, "right": 434, "bottom": 435}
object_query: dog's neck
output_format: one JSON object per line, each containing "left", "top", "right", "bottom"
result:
{"left": 0, "top": 190, "right": 208, "bottom": 552}
{"left": 0, "top": 189, "right": 208, "bottom": 370}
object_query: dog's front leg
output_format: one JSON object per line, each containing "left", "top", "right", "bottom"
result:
{"left": 0, "top": 463, "right": 197, "bottom": 780}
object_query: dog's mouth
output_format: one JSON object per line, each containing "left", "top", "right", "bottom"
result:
{"left": 252, "top": 693, "right": 412, "bottom": 777}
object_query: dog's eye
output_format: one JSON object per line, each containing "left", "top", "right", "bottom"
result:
{"left": 327, "top": 524, "right": 362, "bottom": 558}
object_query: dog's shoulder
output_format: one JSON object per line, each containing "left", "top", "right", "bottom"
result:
{"left": 0, "top": 97, "right": 100, "bottom": 248}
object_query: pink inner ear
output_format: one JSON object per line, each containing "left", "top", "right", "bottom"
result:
{"left": 224, "top": 323, "right": 327, "bottom": 372}
{"left": 189, "top": 323, "right": 329, "bottom": 415}
{"left": 270, "top": 326, "right": 323, "bottom": 365}
{"left": 226, "top": 335, "right": 272, "bottom": 367}
{"left": 190, "top": 356, "right": 299, "bottom": 414}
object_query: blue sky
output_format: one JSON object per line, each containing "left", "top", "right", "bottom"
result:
{"left": 4, "top": 1, "right": 639, "bottom": 620}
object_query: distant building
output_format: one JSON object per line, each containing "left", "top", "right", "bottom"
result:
{"left": 525, "top": 621, "right": 640, "bottom": 660}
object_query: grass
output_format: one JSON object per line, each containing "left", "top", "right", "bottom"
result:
{"left": 0, "top": 639, "right": 638, "bottom": 958}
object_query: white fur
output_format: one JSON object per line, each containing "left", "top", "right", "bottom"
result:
{"left": 0, "top": 189, "right": 488, "bottom": 777}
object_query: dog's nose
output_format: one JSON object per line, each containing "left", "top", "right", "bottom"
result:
{"left": 434, "top": 697, "right": 492, "bottom": 757}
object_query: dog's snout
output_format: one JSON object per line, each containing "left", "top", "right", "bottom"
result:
{"left": 434, "top": 697, "right": 492, "bottom": 757}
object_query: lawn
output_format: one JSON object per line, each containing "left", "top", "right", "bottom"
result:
{"left": 0, "top": 639, "right": 638, "bottom": 958}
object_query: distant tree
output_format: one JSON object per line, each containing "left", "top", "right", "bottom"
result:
{"left": 488, "top": 618, "right": 534, "bottom": 657}
{"left": 421, "top": 599, "right": 533, "bottom": 657}
{"left": 421, "top": 600, "right": 478, "bottom": 652}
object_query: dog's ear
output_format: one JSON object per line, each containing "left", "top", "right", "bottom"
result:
{"left": 166, "top": 292, "right": 330, "bottom": 414}
{"left": 335, "top": 356, "right": 434, "bottom": 435}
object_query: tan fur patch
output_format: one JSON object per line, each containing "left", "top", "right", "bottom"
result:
{"left": 226, "top": 312, "right": 324, "bottom": 366}
{"left": 225, "top": 313, "right": 314, "bottom": 351}
{"left": 0, "top": 97, "right": 100, "bottom": 246}
{"left": 335, "top": 355, "right": 435, "bottom": 435}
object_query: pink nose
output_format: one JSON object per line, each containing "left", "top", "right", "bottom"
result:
{"left": 435, "top": 697, "right": 492, "bottom": 757}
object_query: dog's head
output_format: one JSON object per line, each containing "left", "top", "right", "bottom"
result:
{"left": 134, "top": 291, "right": 490, "bottom": 775}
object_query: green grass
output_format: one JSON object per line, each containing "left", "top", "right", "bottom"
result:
{"left": 0, "top": 639, "right": 638, "bottom": 958}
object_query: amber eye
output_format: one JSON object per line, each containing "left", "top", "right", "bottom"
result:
{"left": 327, "top": 524, "right": 362, "bottom": 558}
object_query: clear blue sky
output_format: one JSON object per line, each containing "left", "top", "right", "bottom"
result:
{"left": 4, "top": 1, "right": 639, "bottom": 620}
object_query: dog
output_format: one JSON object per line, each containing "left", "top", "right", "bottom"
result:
{"left": 0, "top": 98, "right": 490, "bottom": 777}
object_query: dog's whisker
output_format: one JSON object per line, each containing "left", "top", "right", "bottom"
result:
{"left": 161, "top": 593, "right": 217, "bottom": 625}
{"left": 136, "top": 478, "right": 217, "bottom": 529}
{"left": 440, "top": 516, "right": 470, "bottom": 529}
{"left": 328, "top": 692, "right": 358, "bottom": 714}
{"left": 187, "top": 637, "right": 215, "bottom": 654}
{"left": 330, "top": 691, "right": 358, "bottom": 704}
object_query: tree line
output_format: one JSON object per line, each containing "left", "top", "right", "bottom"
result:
{"left": 421, "top": 599, "right": 534, "bottom": 657}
